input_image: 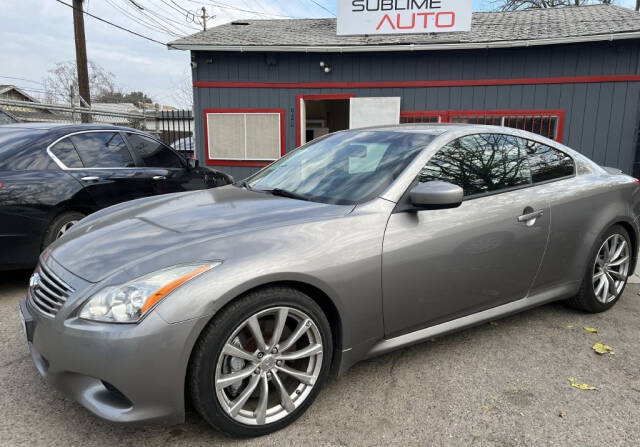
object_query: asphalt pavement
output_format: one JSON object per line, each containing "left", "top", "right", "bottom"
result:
{"left": 1, "top": 269, "right": 640, "bottom": 446}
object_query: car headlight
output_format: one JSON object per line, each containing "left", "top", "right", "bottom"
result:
{"left": 79, "top": 263, "right": 219, "bottom": 323}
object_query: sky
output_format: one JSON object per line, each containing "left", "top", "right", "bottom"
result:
{"left": 0, "top": 0, "right": 637, "bottom": 108}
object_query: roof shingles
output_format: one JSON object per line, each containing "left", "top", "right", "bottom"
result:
{"left": 169, "top": 5, "right": 640, "bottom": 49}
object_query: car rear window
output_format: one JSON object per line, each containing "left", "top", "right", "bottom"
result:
{"left": 49, "top": 139, "right": 84, "bottom": 168}
{"left": 69, "top": 132, "right": 135, "bottom": 168}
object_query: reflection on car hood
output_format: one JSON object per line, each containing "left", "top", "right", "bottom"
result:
{"left": 49, "top": 185, "right": 351, "bottom": 282}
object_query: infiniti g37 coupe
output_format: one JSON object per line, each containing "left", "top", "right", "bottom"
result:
{"left": 0, "top": 123, "right": 232, "bottom": 270}
{"left": 19, "top": 124, "right": 639, "bottom": 437}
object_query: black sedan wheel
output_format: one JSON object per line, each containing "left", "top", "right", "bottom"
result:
{"left": 42, "top": 211, "right": 85, "bottom": 249}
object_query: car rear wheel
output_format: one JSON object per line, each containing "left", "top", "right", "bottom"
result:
{"left": 188, "top": 287, "right": 332, "bottom": 437}
{"left": 42, "top": 211, "right": 85, "bottom": 249}
{"left": 566, "top": 224, "right": 632, "bottom": 313}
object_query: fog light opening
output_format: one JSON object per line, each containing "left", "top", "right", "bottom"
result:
{"left": 101, "top": 380, "right": 133, "bottom": 408}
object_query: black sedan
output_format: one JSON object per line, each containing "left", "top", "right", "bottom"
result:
{"left": 0, "top": 123, "right": 233, "bottom": 270}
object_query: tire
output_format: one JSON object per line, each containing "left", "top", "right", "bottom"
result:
{"left": 566, "top": 224, "right": 632, "bottom": 313}
{"left": 188, "top": 286, "right": 333, "bottom": 437}
{"left": 42, "top": 211, "right": 85, "bottom": 249}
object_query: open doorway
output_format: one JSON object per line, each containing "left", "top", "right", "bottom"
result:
{"left": 297, "top": 94, "right": 353, "bottom": 146}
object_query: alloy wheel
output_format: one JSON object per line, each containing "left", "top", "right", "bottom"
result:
{"left": 214, "top": 306, "right": 323, "bottom": 426}
{"left": 56, "top": 220, "right": 79, "bottom": 239}
{"left": 592, "top": 233, "right": 630, "bottom": 304}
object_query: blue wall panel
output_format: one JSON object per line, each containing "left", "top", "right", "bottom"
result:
{"left": 193, "top": 41, "right": 640, "bottom": 180}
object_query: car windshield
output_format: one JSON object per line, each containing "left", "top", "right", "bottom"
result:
{"left": 246, "top": 130, "right": 434, "bottom": 205}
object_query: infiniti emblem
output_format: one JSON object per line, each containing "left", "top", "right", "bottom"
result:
{"left": 29, "top": 272, "right": 40, "bottom": 289}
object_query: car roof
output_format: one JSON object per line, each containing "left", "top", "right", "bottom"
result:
{"left": 354, "top": 123, "right": 499, "bottom": 134}
{"left": 0, "top": 122, "right": 142, "bottom": 133}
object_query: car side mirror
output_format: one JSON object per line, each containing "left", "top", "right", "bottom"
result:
{"left": 409, "top": 181, "right": 463, "bottom": 210}
{"left": 188, "top": 158, "right": 199, "bottom": 169}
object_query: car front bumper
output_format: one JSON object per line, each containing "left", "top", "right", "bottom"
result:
{"left": 21, "top": 293, "right": 209, "bottom": 425}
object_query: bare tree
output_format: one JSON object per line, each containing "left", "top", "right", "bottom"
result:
{"left": 171, "top": 68, "right": 194, "bottom": 109}
{"left": 493, "top": 0, "right": 611, "bottom": 11}
{"left": 43, "top": 60, "right": 117, "bottom": 104}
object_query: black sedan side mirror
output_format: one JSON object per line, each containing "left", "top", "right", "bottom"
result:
{"left": 409, "top": 181, "right": 463, "bottom": 210}
{"left": 188, "top": 158, "right": 199, "bottom": 169}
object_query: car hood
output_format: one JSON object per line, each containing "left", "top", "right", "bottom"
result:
{"left": 49, "top": 186, "right": 352, "bottom": 282}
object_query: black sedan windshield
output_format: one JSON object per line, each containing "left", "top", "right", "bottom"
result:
{"left": 247, "top": 131, "right": 434, "bottom": 205}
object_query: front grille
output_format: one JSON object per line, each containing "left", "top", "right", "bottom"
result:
{"left": 28, "top": 262, "right": 74, "bottom": 318}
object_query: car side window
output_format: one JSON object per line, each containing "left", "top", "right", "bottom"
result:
{"left": 420, "top": 133, "right": 531, "bottom": 197}
{"left": 69, "top": 132, "right": 134, "bottom": 168}
{"left": 520, "top": 139, "right": 575, "bottom": 183}
{"left": 49, "top": 139, "right": 83, "bottom": 168}
{"left": 126, "top": 133, "right": 183, "bottom": 169}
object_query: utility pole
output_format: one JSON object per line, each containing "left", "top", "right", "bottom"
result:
{"left": 200, "top": 6, "right": 207, "bottom": 31}
{"left": 73, "top": 0, "right": 91, "bottom": 122}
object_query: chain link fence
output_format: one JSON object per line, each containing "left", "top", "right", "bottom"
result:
{"left": 0, "top": 98, "right": 196, "bottom": 157}
{"left": 0, "top": 98, "right": 149, "bottom": 128}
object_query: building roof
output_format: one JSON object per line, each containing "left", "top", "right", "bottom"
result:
{"left": 168, "top": 5, "right": 640, "bottom": 53}
{"left": 0, "top": 85, "right": 40, "bottom": 103}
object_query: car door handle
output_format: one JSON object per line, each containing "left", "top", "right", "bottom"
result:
{"left": 80, "top": 176, "right": 100, "bottom": 182}
{"left": 152, "top": 175, "right": 166, "bottom": 180}
{"left": 517, "top": 209, "right": 544, "bottom": 222}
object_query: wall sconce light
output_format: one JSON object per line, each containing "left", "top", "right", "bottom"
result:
{"left": 319, "top": 61, "right": 331, "bottom": 73}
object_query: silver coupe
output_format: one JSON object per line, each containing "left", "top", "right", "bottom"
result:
{"left": 20, "top": 124, "right": 639, "bottom": 437}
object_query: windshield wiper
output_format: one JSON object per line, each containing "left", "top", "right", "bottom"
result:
{"left": 266, "top": 188, "right": 310, "bottom": 201}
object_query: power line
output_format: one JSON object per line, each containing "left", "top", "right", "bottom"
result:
{"left": 307, "top": 0, "right": 336, "bottom": 16}
{"left": 105, "top": 0, "right": 183, "bottom": 37}
{"left": 55, "top": 0, "right": 167, "bottom": 45}
{"left": 114, "top": 0, "right": 185, "bottom": 36}
{"left": 184, "top": 0, "right": 294, "bottom": 19}
{"left": 140, "top": 3, "right": 200, "bottom": 33}
{"left": 0, "top": 75, "right": 43, "bottom": 85}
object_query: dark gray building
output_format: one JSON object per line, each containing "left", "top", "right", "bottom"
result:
{"left": 169, "top": 5, "right": 640, "bottom": 180}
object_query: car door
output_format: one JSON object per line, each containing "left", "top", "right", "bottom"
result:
{"left": 124, "top": 132, "right": 205, "bottom": 194}
{"left": 59, "top": 131, "right": 156, "bottom": 208}
{"left": 382, "top": 133, "right": 550, "bottom": 337}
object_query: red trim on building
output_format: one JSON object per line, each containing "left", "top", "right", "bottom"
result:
{"left": 401, "top": 109, "right": 566, "bottom": 142}
{"left": 295, "top": 93, "right": 355, "bottom": 147}
{"left": 203, "top": 108, "right": 286, "bottom": 167}
{"left": 194, "top": 74, "right": 640, "bottom": 90}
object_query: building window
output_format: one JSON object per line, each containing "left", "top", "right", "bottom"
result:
{"left": 204, "top": 109, "right": 285, "bottom": 166}
{"left": 400, "top": 109, "right": 565, "bottom": 142}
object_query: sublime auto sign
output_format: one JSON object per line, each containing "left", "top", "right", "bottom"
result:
{"left": 337, "top": 0, "right": 472, "bottom": 35}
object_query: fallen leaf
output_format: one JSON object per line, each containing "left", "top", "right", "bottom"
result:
{"left": 592, "top": 343, "right": 614, "bottom": 355}
{"left": 566, "top": 325, "right": 574, "bottom": 329}
{"left": 489, "top": 322, "right": 499, "bottom": 327}
{"left": 568, "top": 377, "right": 597, "bottom": 390}
{"left": 583, "top": 327, "right": 598, "bottom": 334}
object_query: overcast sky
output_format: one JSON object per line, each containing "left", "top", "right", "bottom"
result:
{"left": 1, "top": 0, "right": 636, "bottom": 108}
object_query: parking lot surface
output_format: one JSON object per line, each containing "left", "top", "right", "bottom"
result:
{"left": 2, "top": 269, "right": 640, "bottom": 446}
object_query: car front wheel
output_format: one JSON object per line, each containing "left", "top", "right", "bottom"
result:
{"left": 188, "top": 287, "right": 332, "bottom": 437}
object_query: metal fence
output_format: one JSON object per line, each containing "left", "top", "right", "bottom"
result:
{"left": 157, "top": 109, "right": 193, "bottom": 154}
{"left": 0, "top": 98, "right": 150, "bottom": 129}
{"left": 0, "top": 99, "right": 195, "bottom": 157}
